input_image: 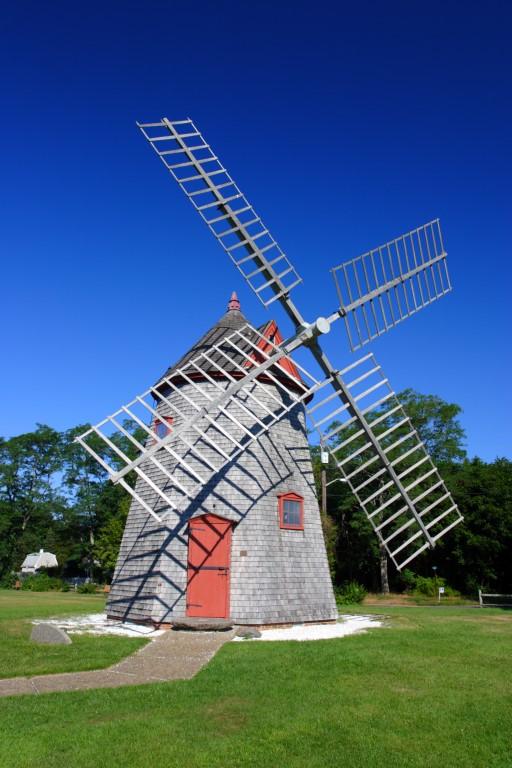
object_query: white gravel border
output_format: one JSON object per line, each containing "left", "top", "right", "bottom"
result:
{"left": 32, "top": 613, "right": 165, "bottom": 638}
{"left": 233, "top": 614, "right": 384, "bottom": 642}
{"left": 33, "top": 612, "right": 385, "bottom": 642}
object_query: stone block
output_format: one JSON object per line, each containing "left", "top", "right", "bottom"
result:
{"left": 235, "top": 628, "right": 262, "bottom": 639}
{"left": 31, "top": 623, "right": 72, "bottom": 645}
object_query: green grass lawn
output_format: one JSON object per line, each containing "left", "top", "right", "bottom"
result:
{"left": 0, "top": 603, "right": 511, "bottom": 767}
{"left": 0, "top": 590, "right": 147, "bottom": 678}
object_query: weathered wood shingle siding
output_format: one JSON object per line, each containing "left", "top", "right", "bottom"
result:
{"left": 108, "top": 375, "right": 336, "bottom": 625}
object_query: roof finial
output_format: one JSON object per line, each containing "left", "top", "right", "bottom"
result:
{"left": 228, "top": 291, "right": 241, "bottom": 312}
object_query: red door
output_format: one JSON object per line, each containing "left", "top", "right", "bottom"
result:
{"left": 186, "top": 514, "right": 232, "bottom": 618}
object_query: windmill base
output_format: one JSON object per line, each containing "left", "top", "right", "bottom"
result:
{"left": 107, "top": 614, "right": 337, "bottom": 631}
{"left": 235, "top": 619, "right": 337, "bottom": 630}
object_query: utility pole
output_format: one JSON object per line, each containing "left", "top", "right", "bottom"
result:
{"left": 320, "top": 443, "right": 329, "bottom": 518}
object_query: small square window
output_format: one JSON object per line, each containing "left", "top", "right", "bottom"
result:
{"left": 278, "top": 492, "right": 304, "bottom": 530}
{"left": 154, "top": 416, "right": 173, "bottom": 440}
{"left": 283, "top": 499, "right": 301, "bottom": 526}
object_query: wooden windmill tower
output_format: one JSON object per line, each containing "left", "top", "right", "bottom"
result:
{"left": 78, "top": 117, "right": 463, "bottom": 627}
{"left": 101, "top": 291, "right": 336, "bottom": 625}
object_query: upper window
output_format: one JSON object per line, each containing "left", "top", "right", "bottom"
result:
{"left": 278, "top": 492, "right": 304, "bottom": 530}
{"left": 153, "top": 416, "right": 173, "bottom": 440}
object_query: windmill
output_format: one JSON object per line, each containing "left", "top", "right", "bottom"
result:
{"left": 78, "top": 117, "right": 462, "bottom": 626}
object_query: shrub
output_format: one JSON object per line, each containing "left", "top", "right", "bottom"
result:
{"left": 402, "top": 571, "right": 460, "bottom": 598}
{"left": 336, "top": 581, "right": 367, "bottom": 605}
{"left": 77, "top": 582, "right": 98, "bottom": 594}
{"left": 413, "top": 575, "right": 439, "bottom": 597}
{"left": 0, "top": 573, "right": 18, "bottom": 589}
{"left": 0, "top": 572, "right": 17, "bottom": 589}
{"left": 21, "top": 574, "right": 63, "bottom": 592}
{"left": 400, "top": 569, "right": 417, "bottom": 591}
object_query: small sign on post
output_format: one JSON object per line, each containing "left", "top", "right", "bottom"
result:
{"left": 438, "top": 586, "right": 445, "bottom": 602}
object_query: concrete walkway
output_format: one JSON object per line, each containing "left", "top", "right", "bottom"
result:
{"left": 0, "top": 629, "right": 234, "bottom": 698}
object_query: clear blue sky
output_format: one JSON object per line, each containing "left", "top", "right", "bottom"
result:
{"left": 2, "top": 1, "right": 510, "bottom": 460}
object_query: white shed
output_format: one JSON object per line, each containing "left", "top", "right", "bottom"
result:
{"left": 21, "top": 549, "right": 58, "bottom": 574}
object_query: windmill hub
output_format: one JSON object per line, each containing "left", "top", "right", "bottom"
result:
{"left": 295, "top": 317, "right": 331, "bottom": 348}
{"left": 314, "top": 316, "right": 331, "bottom": 336}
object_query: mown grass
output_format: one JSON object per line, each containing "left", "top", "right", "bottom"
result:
{"left": 0, "top": 590, "right": 147, "bottom": 678}
{"left": 0, "top": 604, "right": 511, "bottom": 767}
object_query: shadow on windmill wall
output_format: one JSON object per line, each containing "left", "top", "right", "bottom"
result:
{"left": 107, "top": 415, "right": 334, "bottom": 623}
{"left": 107, "top": 431, "right": 293, "bottom": 622}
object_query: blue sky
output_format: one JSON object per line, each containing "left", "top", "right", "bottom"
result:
{"left": 1, "top": 1, "right": 510, "bottom": 460}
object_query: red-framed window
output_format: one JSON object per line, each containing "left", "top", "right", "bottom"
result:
{"left": 153, "top": 416, "right": 174, "bottom": 440}
{"left": 278, "top": 492, "right": 304, "bottom": 530}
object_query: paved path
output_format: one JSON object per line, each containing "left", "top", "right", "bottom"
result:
{"left": 0, "top": 629, "right": 234, "bottom": 698}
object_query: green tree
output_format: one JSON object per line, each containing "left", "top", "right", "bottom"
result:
{"left": 434, "top": 457, "right": 512, "bottom": 594}
{"left": 60, "top": 421, "right": 143, "bottom": 580}
{"left": 94, "top": 493, "right": 130, "bottom": 575}
{"left": 0, "top": 425, "right": 64, "bottom": 575}
{"left": 397, "top": 389, "right": 466, "bottom": 464}
{"left": 320, "top": 390, "right": 468, "bottom": 592}
{"left": 60, "top": 425, "right": 111, "bottom": 579}
{"left": 0, "top": 420, "right": 142, "bottom": 582}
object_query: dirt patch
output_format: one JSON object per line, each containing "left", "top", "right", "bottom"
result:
{"left": 363, "top": 593, "right": 479, "bottom": 607}
{"left": 363, "top": 593, "right": 416, "bottom": 606}
{"left": 440, "top": 613, "right": 512, "bottom": 624}
{"left": 203, "top": 697, "right": 250, "bottom": 733}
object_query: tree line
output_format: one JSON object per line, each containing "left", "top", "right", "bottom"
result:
{"left": 0, "top": 424, "right": 132, "bottom": 584}
{"left": 0, "top": 391, "right": 510, "bottom": 595}
{"left": 314, "top": 390, "right": 511, "bottom": 596}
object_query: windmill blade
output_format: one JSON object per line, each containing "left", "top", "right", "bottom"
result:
{"left": 306, "top": 353, "right": 463, "bottom": 570}
{"left": 77, "top": 323, "right": 322, "bottom": 522}
{"left": 137, "top": 118, "right": 303, "bottom": 312}
{"left": 331, "top": 220, "right": 452, "bottom": 351}
{"left": 78, "top": 312, "right": 461, "bottom": 567}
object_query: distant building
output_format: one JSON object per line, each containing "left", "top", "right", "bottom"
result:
{"left": 21, "top": 549, "right": 58, "bottom": 574}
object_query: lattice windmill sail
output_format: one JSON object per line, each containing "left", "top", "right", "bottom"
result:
{"left": 78, "top": 323, "right": 321, "bottom": 521}
{"left": 331, "top": 220, "right": 452, "bottom": 351}
{"left": 80, "top": 116, "right": 462, "bottom": 625}
{"left": 306, "top": 355, "right": 460, "bottom": 570}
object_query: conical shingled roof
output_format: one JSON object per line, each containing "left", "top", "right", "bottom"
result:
{"left": 156, "top": 292, "right": 257, "bottom": 383}
{"left": 155, "top": 292, "right": 305, "bottom": 395}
